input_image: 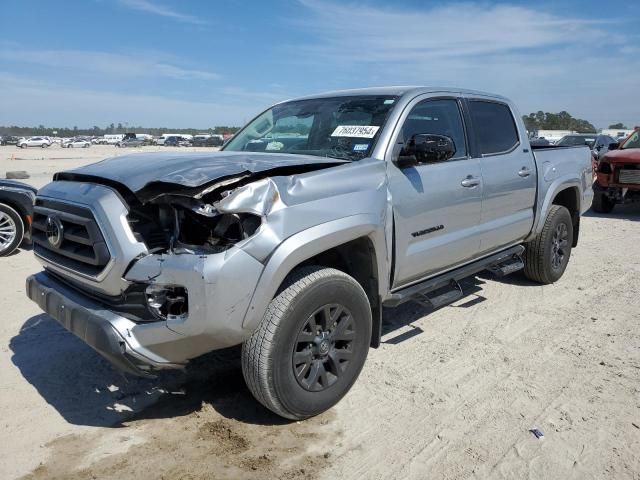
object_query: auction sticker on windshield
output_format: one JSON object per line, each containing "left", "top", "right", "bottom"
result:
{"left": 331, "top": 125, "right": 380, "bottom": 138}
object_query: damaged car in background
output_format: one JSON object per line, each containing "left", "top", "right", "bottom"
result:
{"left": 26, "top": 87, "right": 593, "bottom": 420}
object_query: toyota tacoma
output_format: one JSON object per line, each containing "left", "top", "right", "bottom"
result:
{"left": 26, "top": 87, "right": 593, "bottom": 419}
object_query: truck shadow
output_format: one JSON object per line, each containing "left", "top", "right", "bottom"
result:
{"left": 381, "top": 276, "right": 488, "bottom": 344}
{"left": 9, "top": 315, "right": 286, "bottom": 428}
{"left": 10, "top": 271, "right": 543, "bottom": 428}
{"left": 380, "top": 271, "right": 544, "bottom": 345}
{"left": 583, "top": 203, "right": 640, "bottom": 220}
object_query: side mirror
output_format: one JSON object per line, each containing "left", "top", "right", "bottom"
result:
{"left": 608, "top": 142, "right": 620, "bottom": 150}
{"left": 396, "top": 134, "right": 456, "bottom": 167}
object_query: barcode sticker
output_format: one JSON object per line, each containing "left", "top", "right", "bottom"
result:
{"left": 331, "top": 125, "right": 380, "bottom": 138}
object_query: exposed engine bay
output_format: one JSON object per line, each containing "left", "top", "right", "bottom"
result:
{"left": 127, "top": 175, "right": 270, "bottom": 254}
{"left": 128, "top": 191, "right": 262, "bottom": 253}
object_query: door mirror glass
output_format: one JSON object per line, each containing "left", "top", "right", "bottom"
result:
{"left": 608, "top": 142, "right": 620, "bottom": 150}
{"left": 397, "top": 134, "right": 456, "bottom": 166}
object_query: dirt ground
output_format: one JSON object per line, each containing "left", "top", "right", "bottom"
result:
{"left": 1, "top": 145, "right": 639, "bottom": 479}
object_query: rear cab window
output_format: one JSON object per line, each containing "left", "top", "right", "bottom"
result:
{"left": 468, "top": 100, "right": 519, "bottom": 155}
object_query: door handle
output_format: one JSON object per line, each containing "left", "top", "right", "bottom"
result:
{"left": 518, "top": 167, "right": 531, "bottom": 177}
{"left": 460, "top": 176, "right": 480, "bottom": 188}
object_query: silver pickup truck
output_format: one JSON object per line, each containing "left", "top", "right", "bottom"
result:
{"left": 26, "top": 87, "right": 593, "bottom": 419}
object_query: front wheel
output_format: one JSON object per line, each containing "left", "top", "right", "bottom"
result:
{"left": 0, "top": 203, "right": 24, "bottom": 257}
{"left": 242, "top": 266, "right": 372, "bottom": 420}
{"left": 523, "top": 205, "right": 573, "bottom": 284}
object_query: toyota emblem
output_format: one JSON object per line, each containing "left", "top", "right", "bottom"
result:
{"left": 45, "top": 216, "right": 64, "bottom": 248}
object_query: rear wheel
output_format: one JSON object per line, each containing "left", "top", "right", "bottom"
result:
{"left": 523, "top": 205, "right": 573, "bottom": 284}
{"left": 0, "top": 203, "right": 24, "bottom": 257}
{"left": 242, "top": 266, "right": 372, "bottom": 420}
{"left": 592, "top": 192, "right": 615, "bottom": 213}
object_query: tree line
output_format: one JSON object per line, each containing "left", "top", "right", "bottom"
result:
{"left": 522, "top": 111, "right": 597, "bottom": 133}
{"left": 0, "top": 124, "right": 241, "bottom": 137}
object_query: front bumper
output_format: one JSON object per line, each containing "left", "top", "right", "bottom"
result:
{"left": 26, "top": 272, "right": 184, "bottom": 377}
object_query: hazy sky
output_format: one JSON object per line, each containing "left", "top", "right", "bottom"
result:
{"left": 1, "top": 0, "right": 638, "bottom": 129}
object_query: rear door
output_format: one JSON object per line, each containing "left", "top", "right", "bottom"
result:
{"left": 465, "top": 98, "right": 537, "bottom": 255}
{"left": 387, "top": 95, "right": 483, "bottom": 289}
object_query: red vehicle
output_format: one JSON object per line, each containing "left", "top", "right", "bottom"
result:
{"left": 592, "top": 128, "right": 640, "bottom": 213}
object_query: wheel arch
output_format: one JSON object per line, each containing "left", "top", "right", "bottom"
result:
{"left": 529, "top": 179, "right": 582, "bottom": 247}
{"left": 241, "top": 214, "right": 388, "bottom": 347}
{"left": 550, "top": 186, "right": 580, "bottom": 247}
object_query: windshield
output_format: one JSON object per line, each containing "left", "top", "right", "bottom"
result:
{"left": 557, "top": 135, "right": 596, "bottom": 148}
{"left": 621, "top": 130, "right": 640, "bottom": 149}
{"left": 223, "top": 95, "right": 398, "bottom": 161}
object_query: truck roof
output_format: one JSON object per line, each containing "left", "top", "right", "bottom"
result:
{"left": 286, "top": 86, "right": 509, "bottom": 103}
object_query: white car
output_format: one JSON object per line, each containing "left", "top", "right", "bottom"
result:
{"left": 64, "top": 139, "right": 91, "bottom": 148}
{"left": 17, "top": 137, "right": 52, "bottom": 148}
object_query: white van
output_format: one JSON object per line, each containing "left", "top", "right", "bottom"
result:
{"left": 102, "top": 134, "right": 125, "bottom": 145}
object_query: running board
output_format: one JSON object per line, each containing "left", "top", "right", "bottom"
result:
{"left": 414, "top": 280, "right": 464, "bottom": 310}
{"left": 487, "top": 256, "right": 525, "bottom": 277}
{"left": 384, "top": 245, "right": 525, "bottom": 308}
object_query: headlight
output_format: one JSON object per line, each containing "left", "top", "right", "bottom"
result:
{"left": 145, "top": 285, "right": 188, "bottom": 321}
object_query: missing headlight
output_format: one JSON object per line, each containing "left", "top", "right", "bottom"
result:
{"left": 145, "top": 285, "right": 188, "bottom": 321}
{"left": 179, "top": 210, "right": 261, "bottom": 249}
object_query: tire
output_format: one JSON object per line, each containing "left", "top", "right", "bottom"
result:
{"left": 523, "top": 205, "right": 573, "bottom": 284}
{"left": 242, "top": 266, "right": 372, "bottom": 420}
{"left": 592, "top": 192, "right": 615, "bottom": 213}
{"left": 0, "top": 203, "right": 24, "bottom": 257}
{"left": 20, "top": 144, "right": 27, "bottom": 149}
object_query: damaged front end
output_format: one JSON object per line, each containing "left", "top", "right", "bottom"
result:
{"left": 28, "top": 151, "right": 381, "bottom": 372}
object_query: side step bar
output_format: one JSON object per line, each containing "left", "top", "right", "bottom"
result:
{"left": 384, "top": 245, "right": 525, "bottom": 308}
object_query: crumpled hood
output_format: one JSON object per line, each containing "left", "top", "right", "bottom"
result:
{"left": 54, "top": 151, "right": 347, "bottom": 201}
{"left": 602, "top": 148, "right": 640, "bottom": 164}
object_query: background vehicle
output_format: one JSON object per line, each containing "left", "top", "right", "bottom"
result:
{"left": 193, "top": 135, "right": 223, "bottom": 147}
{"left": 102, "top": 134, "right": 125, "bottom": 145}
{"left": 591, "top": 134, "right": 619, "bottom": 160}
{"left": 164, "top": 135, "right": 191, "bottom": 147}
{"left": 26, "top": 87, "right": 592, "bottom": 420}
{"left": 529, "top": 137, "right": 550, "bottom": 147}
{"left": 63, "top": 138, "right": 91, "bottom": 148}
{"left": 592, "top": 128, "right": 640, "bottom": 213}
{"left": 556, "top": 133, "right": 598, "bottom": 148}
{"left": 0, "top": 179, "right": 36, "bottom": 256}
{"left": 1, "top": 136, "right": 22, "bottom": 146}
{"left": 17, "top": 136, "right": 52, "bottom": 148}
{"left": 154, "top": 133, "right": 182, "bottom": 145}
{"left": 115, "top": 137, "right": 145, "bottom": 148}
{"left": 556, "top": 133, "right": 617, "bottom": 161}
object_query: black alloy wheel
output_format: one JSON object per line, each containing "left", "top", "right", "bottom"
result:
{"left": 293, "top": 304, "right": 356, "bottom": 392}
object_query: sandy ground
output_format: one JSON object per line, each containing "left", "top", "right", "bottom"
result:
{"left": 1, "top": 145, "right": 639, "bottom": 479}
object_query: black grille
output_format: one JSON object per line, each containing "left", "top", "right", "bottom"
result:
{"left": 32, "top": 198, "right": 111, "bottom": 277}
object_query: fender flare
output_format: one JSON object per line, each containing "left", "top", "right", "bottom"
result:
{"left": 528, "top": 177, "right": 582, "bottom": 240}
{"left": 241, "top": 214, "right": 386, "bottom": 331}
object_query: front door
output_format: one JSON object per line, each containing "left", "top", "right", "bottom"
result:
{"left": 387, "top": 96, "right": 483, "bottom": 289}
